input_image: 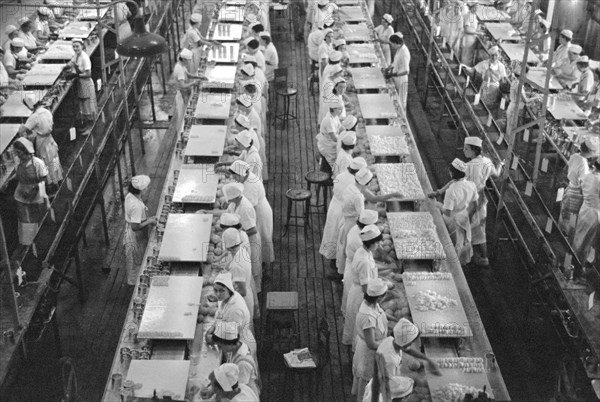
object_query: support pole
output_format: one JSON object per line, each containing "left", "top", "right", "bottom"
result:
{"left": 422, "top": 0, "right": 435, "bottom": 106}
{"left": 133, "top": 78, "right": 146, "bottom": 155}
{"left": 0, "top": 215, "right": 22, "bottom": 332}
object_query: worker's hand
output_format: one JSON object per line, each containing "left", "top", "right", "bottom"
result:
{"left": 427, "top": 360, "right": 442, "bottom": 376}
{"left": 392, "top": 192, "right": 403, "bottom": 199}
{"left": 427, "top": 191, "right": 438, "bottom": 198}
{"left": 146, "top": 216, "right": 158, "bottom": 226}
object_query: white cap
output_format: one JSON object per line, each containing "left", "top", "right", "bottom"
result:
{"left": 219, "top": 212, "right": 241, "bottom": 227}
{"left": 18, "top": 16, "right": 30, "bottom": 25}
{"left": 190, "top": 13, "right": 202, "bottom": 23}
{"left": 14, "top": 137, "right": 35, "bottom": 154}
{"left": 249, "top": 21, "right": 264, "bottom": 32}
{"left": 358, "top": 209, "right": 379, "bottom": 225}
{"left": 329, "top": 50, "right": 343, "bottom": 62}
{"left": 235, "top": 130, "right": 253, "bottom": 148}
{"left": 355, "top": 167, "right": 373, "bottom": 185}
{"left": 23, "top": 93, "right": 38, "bottom": 110}
{"left": 333, "top": 38, "right": 346, "bottom": 48}
{"left": 334, "top": 76, "right": 347, "bottom": 85}
{"left": 230, "top": 159, "right": 250, "bottom": 176}
{"left": 241, "top": 63, "right": 255, "bottom": 77}
{"left": 382, "top": 14, "right": 394, "bottom": 24}
{"left": 366, "top": 278, "right": 388, "bottom": 297}
{"left": 488, "top": 46, "right": 499, "bottom": 55}
{"left": 245, "top": 13, "right": 258, "bottom": 23}
{"left": 214, "top": 363, "right": 239, "bottom": 392}
{"left": 584, "top": 136, "right": 599, "bottom": 153}
{"left": 38, "top": 7, "right": 52, "bottom": 16}
{"left": 5, "top": 25, "right": 18, "bottom": 35}
{"left": 258, "top": 31, "right": 271, "bottom": 39}
{"left": 578, "top": 55, "right": 590, "bottom": 63}
{"left": 179, "top": 48, "right": 193, "bottom": 60}
{"left": 360, "top": 224, "right": 381, "bottom": 241}
{"left": 222, "top": 182, "right": 244, "bottom": 202}
{"left": 317, "top": 0, "right": 329, "bottom": 5}
{"left": 349, "top": 157, "right": 367, "bottom": 170}
{"left": 235, "top": 114, "right": 251, "bottom": 129}
{"left": 237, "top": 96, "right": 252, "bottom": 108}
{"left": 131, "top": 175, "right": 151, "bottom": 191}
{"left": 322, "top": 28, "right": 334, "bottom": 37}
{"left": 243, "top": 37, "right": 259, "bottom": 48}
{"left": 340, "top": 131, "right": 357, "bottom": 146}
{"left": 451, "top": 158, "right": 467, "bottom": 172}
{"left": 390, "top": 32, "right": 404, "bottom": 41}
{"left": 223, "top": 228, "right": 242, "bottom": 248}
{"left": 214, "top": 272, "right": 235, "bottom": 293}
{"left": 569, "top": 44, "right": 582, "bottom": 54}
{"left": 242, "top": 54, "right": 257, "bottom": 64}
{"left": 323, "top": 17, "right": 335, "bottom": 27}
{"left": 342, "top": 115, "right": 358, "bottom": 130}
{"left": 72, "top": 38, "right": 84, "bottom": 45}
{"left": 214, "top": 321, "right": 239, "bottom": 341}
{"left": 560, "top": 29, "right": 573, "bottom": 40}
{"left": 464, "top": 136, "right": 483, "bottom": 148}
{"left": 11, "top": 38, "right": 25, "bottom": 47}
{"left": 393, "top": 318, "right": 420, "bottom": 347}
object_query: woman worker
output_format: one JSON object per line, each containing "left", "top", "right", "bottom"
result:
{"left": 218, "top": 129, "right": 263, "bottom": 181}
{"left": 207, "top": 272, "right": 257, "bottom": 357}
{"left": 18, "top": 95, "right": 63, "bottom": 195}
{"left": 17, "top": 17, "right": 45, "bottom": 51}
{"left": 182, "top": 13, "right": 221, "bottom": 73}
{"left": 505, "top": 61, "right": 534, "bottom": 139}
{"left": 572, "top": 160, "right": 600, "bottom": 264}
{"left": 352, "top": 278, "right": 389, "bottom": 402}
{"left": 374, "top": 14, "right": 394, "bottom": 65}
{"left": 429, "top": 159, "right": 479, "bottom": 265}
{"left": 171, "top": 48, "right": 206, "bottom": 129}
{"left": 320, "top": 157, "right": 368, "bottom": 276}
{"left": 316, "top": 97, "right": 346, "bottom": 173}
{"left": 123, "top": 175, "right": 156, "bottom": 285}
{"left": 12, "top": 138, "right": 49, "bottom": 248}
{"left": 65, "top": 39, "right": 98, "bottom": 136}
{"left": 559, "top": 138, "right": 597, "bottom": 238}
{"left": 461, "top": 46, "right": 507, "bottom": 109}
{"left": 342, "top": 209, "right": 379, "bottom": 315}
{"left": 333, "top": 131, "right": 356, "bottom": 178}
{"left": 222, "top": 228, "right": 256, "bottom": 321}
{"left": 223, "top": 182, "right": 263, "bottom": 294}
{"left": 436, "top": 0, "right": 466, "bottom": 55}
{"left": 336, "top": 168, "right": 402, "bottom": 277}
{"left": 388, "top": 33, "right": 411, "bottom": 111}
{"left": 319, "top": 67, "right": 347, "bottom": 122}
{"left": 459, "top": 0, "right": 479, "bottom": 66}
{"left": 463, "top": 136, "right": 504, "bottom": 266}
{"left": 204, "top": 363, "right": 259, "bottom": 402}
{"left": 363, "top": 318, "right": 441, "bottom": 401}
{"left": 342, "top": 225, "right": 384, "bottom": 351}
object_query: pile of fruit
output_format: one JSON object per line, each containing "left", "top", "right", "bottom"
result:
{"left": 374, "top": 163, "right": 425, "bottom": 200}
{"left": 368, "top": 134, "right": 410, "bottom": 156}
{"left": 413, "top": 290, "right": 458, "bottom": 312}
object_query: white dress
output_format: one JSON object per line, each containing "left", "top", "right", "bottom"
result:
{"left": 123, "top": 193, "right": 148, "bottom": 286}
{"left": 442, "top": 179, "right": 478, "bottom": 264}
{"left": 242, "top": 173, "right": 274, "bottom": 266}
{"left": 466, "top": 156, "right": 499, "bottom": 245}
{"left": 342, "top": 225, "right": 362, "bottom": 315}
{"left": 24, "top": 107, "right": 63, "bottom": 185}
{"left": 216, "top": 292, "right": 257, "bottom": 356}
{"left": 336, "top": 184, "right": 365, "bottom": 273}
{"left": 319, "top": 171, "right": 355, "bottom": 259}
{"left": 572, "top": 172, "right": 600, "bottom": 263}
{"left": 316, "top": 112, "right": 342, "bottom": 169}
{"left": 559, "top": 153, "right": 589, "bottom": 237}
{"left": 374, "top": 25, "right": 393, "bottom": 65}
{"left": 343, "top": 247, "right": 377, "bottom": 345}
{"left": 391, "top": 45, "right": 411, "bottom": 111}
{"left": 227, "top": 249, "right": 256, "bottom": 321}
{"left": 333, "top": 150, "right": 353, "bottom": 179}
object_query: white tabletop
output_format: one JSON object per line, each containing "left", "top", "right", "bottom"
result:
{"left": 21, "top": 64, "right": 66, "bottom": 87}
{"left": 357, "top": 94, "right": 398, "bottom": 119}
{"left": 476, "top": 6, "right": 510, "bottom": 21}
{"left": 525, "top": 68, "right": 563, "bottom": 91}
{"left": 159, "top": 213, "right": 213, "bottom": 262}
{"left": 485, "top": 22, "right": 520, "bottom": 41}
{"left": 339, "top": 6, "right": 367, "bottom": 22}
{"left": 350, "top": 67, "right": 387, "bottom": 90}
{"left": 59, "top": 21, "right": 98, "bottom": 39}
{"left": 194, "top": 93, "right": 232, "bottom": 120}
{"left": 207, "top": 43, "right": 240, "bottom": 64}
{"left": 138, "top": 276, "right": 204, "bottom": 339}
{"left": 342, "top": 23, "right": 371, "bottom": 42}
{"left": 204, "top": 65, "right": 238, "bottom": 89}
{"left": 219, "top": 5, "right": 245, "bottom": 22}
{"left": 346, "top": 44, "right": 379, "bottom": 65}
{"left": 210, "top": 23, "right": 244, "bottom": 41}
{"left": 335, "top": 0, "right": 360, "bottom": 5}
{"left": 500, "top": 43, "right": 540, "bottom": 64}
{"left": 548, "top": 97, "right": 588, "bottom": 120}
{"left": 0, "top": 90, "right": 47, "bottom": 119}
{"left": 172, "top": 164, "right": 219, "bottom": 204}
{"left": 0, "top": 124, "right": 21, "bottom": 155}
{"left": 76, "top": 7, "right": 109, "bottom": 21}
{"left": 39, "top": 40, "right": 75, "bottom": 61}
{"left": 185, "top": 125, "right": 227, "bottom": 157}
{"left": 126, "top": 360, "right": 190, "bottom": 399}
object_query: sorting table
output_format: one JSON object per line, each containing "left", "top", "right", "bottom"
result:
{"left": 38, "top": 40, "right": 75, "bottom": 61}
{"left": 204, "top": 65, "right": 238, "bottom": 89}
{"left": 76, "top": 7, "right": 109, "bottom": 21}
{"left": 194, "top": 93, "right": 232, "bottom": 120}
{"left": 172, "top": 164, "right": 219, "bottom": 204}
{"left": 357, "top": 93, "right": 398, "bottom": 119}
{"left": 0, "top": 90, "right": 47, "bottom": 119}
{"left": 137, "top": 276, "right": 204, "bottom": 340}
{"left": 346, "top": 44, "right": 379, "bottom": 65}
{"left": 485, "top": 22, "right": 520, "bottom": 41}
{"left": 350, "top": 67, "right": 387, "bottom": 90}
{"left": 185, "top": 125, "right": 228, "bottom": 158}
{"left": 126, "top": 360, "right": 190, "bottom": 399}
{"left": 21, "top": 64, "right": 66, "bottom": 88}
{"left": 341, "top": 23, "right": 371, "bottom": 42}
{"left": 500, "top": 42, "right": 541, "bottom": 64}
{"left": 548, "top": 97, "right": 588, "bottom": 120}
{"left": 0, "top": 124, "right": 21, "bottom": 155}
{"left": 339, "top": 6, "right": 367, "bottom": 22}
{"left": 158, "top": 213, "right": 213, "bottom": 262}
{"left": 206, "top": 43, "right": 240, "bottom": 64}
{"left": 59, "top": 21, "right": 98, "bottom": 39}
{"left": 210, "top": 23, "right": 243, "bottom": 41}
{"left": 525, "top": 68, "right": 563, "bottom": 91}
{"left": 476, "top": 6, "right": 510, "bottom": 22}
{"left": 219, "top": 5, "right": 245, "bottom": 22}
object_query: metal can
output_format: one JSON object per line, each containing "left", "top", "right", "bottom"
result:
{"left": 485, "top": 352, "right": 496, "bottom": 372}
{"left": 111, "top": 373, "right": 123, "bottom": 390}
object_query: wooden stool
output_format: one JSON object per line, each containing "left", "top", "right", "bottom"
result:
{"left": 284, "top": 188, "right": 311, "bottom": 236}
{"left": 265, "top": 291, "right": 299, "bottom": 352}
{"left": 304, "top": 170, "right": 332, "bottom": 211}
{"left": 273, "top": 86, "right": 298, "bottom": 129}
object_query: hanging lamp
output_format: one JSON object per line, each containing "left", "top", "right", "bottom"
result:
{"left": 116, "top": 9, "right": 168, "bottom": 58}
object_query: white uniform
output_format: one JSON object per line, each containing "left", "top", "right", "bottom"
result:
{"left": 262, "top": 42, "right": 278, "bottom": 81}
{"left": 573, "top": 172, "right": 600, "bottom": 263}
{"left": 466, "top": 156, "right": 500, "bottom": 245}
{"left": 320, "top": 171, "right": 355, "bottom": 259}
{"left": 442, "top": 179, "right": 478, "bottom": 264}
{"left": 342, "top": 224, "right": 362, "bottom": 315}
{"left": 336, "top": 184, "right": 364, "bottom": 273}
{"left": 24, "top": 107, "right": 63, "bottom": 185}
{"left": 374, "top": 25, "right": 393, "bottom": 65}
{"left": 215, "top": 292, "right": 257, "bottom": 356}
{"left": 316, "top": 112, "right": 341, "bottom": 168}
{"left": 227, "top": 250, "right": 256, "bottom": 321}
{"left": 241, "top": 173, "right": 274, "bottom": 268}
{"left": 392, "top": 44, "right": 411, "bottom": 111}
{"left": 123, "top": 193, "right": 147, "bottom": 285}
{"left": 559, "top": 153, "right": 589, "bottom": 237}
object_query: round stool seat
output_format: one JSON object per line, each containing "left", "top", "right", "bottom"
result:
{"left": 277, "top": 87, "right": 298, "bottom": 97}
{"left": 286, "top": 188, "right": 312, "bottom": 201}
{"left": 305, "top": 170, "right": 331, "bottom": 184}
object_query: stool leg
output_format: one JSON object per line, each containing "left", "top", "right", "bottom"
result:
{"left": 284, "top": 96, "right": 290, "bottom": 129}
{"left": 304, "top": 198, "right": 311, "bottom": 233}
{"left": 294, "top": 94, "right": 299, "bottom": 125}
{"left": 322, "top": 185, "right": 328, "bottom": 211}
{"left": 283, "top": 197, "right": 292, "bottom": 236}
{"left": 315, "top": 183, "right": 321, "bottom": 208}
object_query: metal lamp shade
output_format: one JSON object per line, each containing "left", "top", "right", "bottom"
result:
{"left": 116, "top": 16, "right": 167, "bottom": 57}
